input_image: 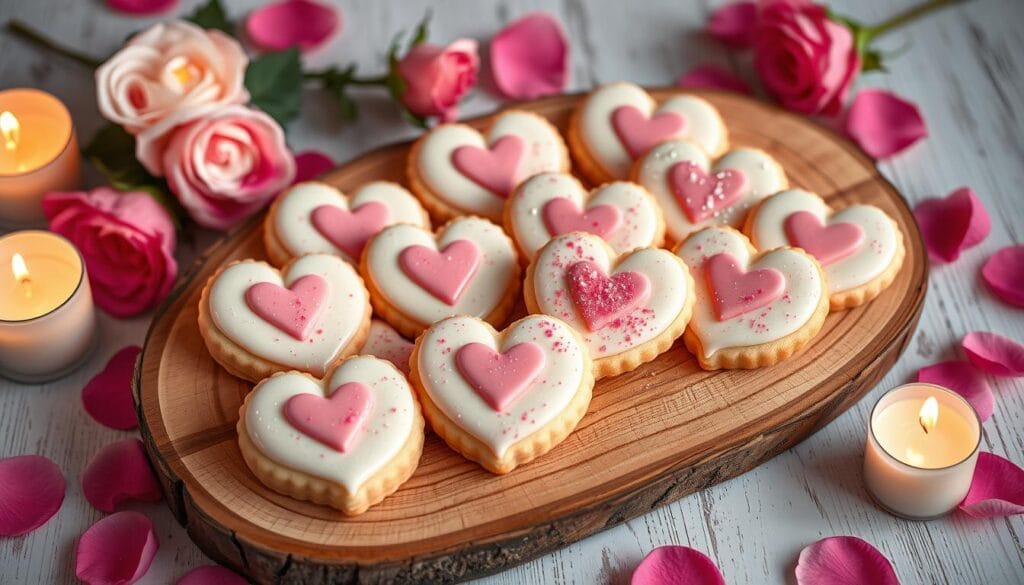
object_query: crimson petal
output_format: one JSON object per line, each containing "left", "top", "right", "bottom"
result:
{"left": 0, "top": 455, "right": 65, "bottom": 536}
{"left": 82, "top": 438, "right": 162, "bottom": 513}
{"left": 75, "top": 511, "right": 159, "bottom": 585}
{"left": 982, "top": 245, "right": 1024, "bottom": 308}
{"left": 845, "top": 89, "right": 927, "bottom": 159}
{"left": 959, "top": 451, "right": 1024, "bottom": 518}
{"left": 917, "top": 360, "right": 994, "bottom": 421}
{"left": 962, "top": 332, "right": 1024, "bottom": 377}
{"left": 82, "top": 346, "right": 141, "bottom": 430}
{"left": 678, "top": 65, "right": 752, "bottom": 94}
{"left": 105, "top": 0, "right": 177, "bottom": 15}
{"left": 293, "top": 151, "right": 335, "bottom": 183}
{"left": 177, "top": 565, "right": 248, "bottom": 585}
{"left": 246, "top": 0, "right": 341, "bottom": 52}
{"left": 795, "top": 536, "right": 899, "bottom": 585}
{"left": 631, "top": 545, "right": 726, "bottom": 585}
{"left": 913, "top": 187, "right": 990, "bottom": 264}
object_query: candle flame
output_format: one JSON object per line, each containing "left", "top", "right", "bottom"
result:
{"left": 919, "top": 396, "right": 939, "bottom": 434}
{"left": 0, "top": 111, "right": 19, "bottom": 151}
{"left": 11, "top": 253, "right": 29, "bottom": 283}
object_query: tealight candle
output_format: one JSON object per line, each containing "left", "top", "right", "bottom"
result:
{"left": 0, "top": 231, "right": 96, "bottom": 382}
{"left": 864, "top": 383, "right": 981, "bottom": 519}
{"left": 0, "top": 88, "right": 80, "bottom": 227}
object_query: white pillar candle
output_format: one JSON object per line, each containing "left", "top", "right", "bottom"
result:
{"left": 864, "top": 383, "right": 981, "bottom": 519}
{"left": 0, "top": 230, "right": 96, "bottom": 382}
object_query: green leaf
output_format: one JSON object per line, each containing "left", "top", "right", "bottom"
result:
{"left": 861, "top": 49, "right": 887, "bottom": 73}
{"left": 245, "top": 48, "right": 302, "bottom": 127}
{"left": 408, "top": 10, "right": 432, "bottom": 51}
{"left": 187, "top": 0, "right": 233, "bottom": 35}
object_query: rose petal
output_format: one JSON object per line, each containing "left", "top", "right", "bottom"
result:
{"left": 490, "top": 12, "right": 569, "bottom": 99}
{"left": 246, "top": 0, "right": 340, "bottom": 52}
{"left": 962, "top": 332, "right": 1024, "bottom": 377}
{"left": 105, "top": 0, "right": 178, "bottom": 15}
{"left": 913, "top": 187, "right": 991, "bottom": 264}
{"left": 708, "top": 2, "right": 758, "bottom": 48}
{"left": 982, "top": 245, "right": 1024, "bottom": 308}
{"left": 677, "top": 65, "right": 752, "bottom": 94}
{"left": 959, "top": 451, "right": 1024, "bottom": 518}
{"left": 82, "top": 439, "right": 162, "bottom": 513}
{"left": 631, "top": 545, "right": 725, "bottom": 585}
{"left": 0, "top": 455, "right": 65, "bottom": 536}
{"left": 916, "top": 360, "right": 994, "bottom": 421}
{"left": 82, "top": 346, "right": 141, "bottom": 430}
{"left": 293, "top": 151, "right": 335, "bottom": 183}
{"left": 795, "top": 536, "right": 899, "bottom": 585}
{"left": 845, "top": 89, "right": 927, "bottom": 159}
{"left": 76, "top": 511, "right": 158, "bottom": 585}
{"left": 177, "top": 565, "right": 248, "bottom": 585}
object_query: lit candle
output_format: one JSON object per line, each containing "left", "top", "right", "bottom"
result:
{"left": 0, "top": 88, "right": 80, "bottom": 227}
{"left": 0, "top": 231, "right": 96, "bottom": 382}
{"left": 864, "top": 383, "right": 981, "bottom": 519}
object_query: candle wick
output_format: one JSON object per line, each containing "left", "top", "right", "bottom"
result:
{"left": 919, "top": 418, "right": 929, "bottom": 434}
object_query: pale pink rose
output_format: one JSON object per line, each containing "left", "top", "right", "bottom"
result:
{"left": 396, "top": 39, "right": 479, "bottom": 122}
{"left": 159, "top": 105, "right": 296, "bottom": 230}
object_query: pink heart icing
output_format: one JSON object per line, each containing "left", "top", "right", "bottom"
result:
{"left": 245, "top": 274, "right": 328, "bottom": 340}
{"left": 611, "top": 105, "right": 686, "bottom": 159}
{"left": 566, "top": 260, "right": 651, "bottom": 331}
{"left": 783, "top": 210, "right": 865, "bottom": 265}
{"left": 283, "top": 382, "right": 374, "bottom": 452}
{"left": 310, "top": 201, "right": 390, "bottom": 258}
{"left": 398, "top": 240, "right": 481, "bottom": 305}
{"left": 455, "top": 342, "right": 546, "bottom": 411}
{"left": 542, "top": 198, "right": 623, "bottom": 239}
{"left": 669, "top": 161, "right": 747, "bottom": 223}
{"left": 451, "top": 135, "right": 525, "bottom": 197}
{"left": 704, "top": 253, "right": 785, "bottom": 321}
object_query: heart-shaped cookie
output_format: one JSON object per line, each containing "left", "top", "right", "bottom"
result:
{"left": 265, "top": 181, "right": 429, "bottom": 266}
{"left": 505, "top": 171, "right": 665, "bottom": 260}
{"left": 408, "top": 110, "right": 569, "bottom": 222}
{"left": 361, "top": 216, "right": 520, "bottom": 338}
{"left": 525, "top": 232, "right": 694, "bottom": 378}
{"left": 633, "top": 139, "right": 788, "bottom": 243}
{"left": 411, "top": 315, "right": 593, "bottom": 474}
{"left": 744, "top": 189, "right": 906, "bottom": 310}
{"left": 359, "top": 319, "right": 414, "bottom": 376}
{"left": 199, "top": 253, "right": 371, "bottom": 382}
{"left": 569, "top": 82, "right": 729, "bottom": 184}
{"left": 675, "top": 226, "right": 828, "bottom": 370}
{"left": 238, "top": 355, "right": 424, "bottom": 515}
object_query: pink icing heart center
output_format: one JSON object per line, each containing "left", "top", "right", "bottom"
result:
{"left": 283, "top": 382, "right": 374, "bottom": 453}
{"left": 669, "top": 161, "right": 747, "bottom": 223}
{"left": 783, "top": 210, "right": 865, "bottom": 266}
{"left": 566, "top": 260, "right": 651, "bottom": 331}
{"left": 310, "top": 201, "right": 390, "bottom": 258}
{"left": 451, "top": 135, "right": 526, "bottom": 197}
{"left": 398, "top": 240, "right": 481, "bottom": 305}
{"left": 542, "top": 198, "right": 623, "bottom": 239}
{"left": 611, "top": 105, "right": 686, "bottom": 159}
{"left": 245, "top": 274, "right": 328, "bottom": 340}
{"left": 704, "top": 253, "right": 786, "bottom": 321}
{"left": 455, "top": 342, "right": 546, "bottom": 411}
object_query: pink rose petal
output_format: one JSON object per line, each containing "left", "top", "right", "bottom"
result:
{"left": 631, "top": 545, "right": 725, "bottom": 585}
{"left": 177, "top": 565, "right": 248, "bottom": 585}
{"left": 105, "top": 0, "right": 177, "bottom": 15}
{"left": 917, "top": 360, "right": 994, "bottom": 422}
{"left": 76, "top": 511, "right": 158, "bottom": 585}
{"left": 246, "top": 0, "right": 341, "bottom": 52}
{"left": 795, "top": 536, "right": 899, "bottom": 585}
{"left": 982, "top": 245, "right": 1024, "bottom": 308}
{"left": 913, "top": 187, "right": 991, "bottom": 264}
{"left": 678, "top": 65, "right": 752, "bottom": 94}
{"left": 0, "top": 455, "right": 65, "bottom": 536}
{"left": 845, "top": 89, "right": 927, "bottom": 159}
{"left": 293, "top": 150, "right": 335, "bottom": 183}
{"left": 707, "top": 1, "right": 758, "bottom": 48}
{"left": 959, "top": 451, "right": 1024, "bottom": 518}
{"left": 490, "top": 12, "right": 569, "bottom": 99}
{"left": 82, "top": 346, "right": 141, "bottom": 430}
{"left": 82, "top": 439, "right": 162, "bottom": 513}
{"left": 962, "top": 332, "right": 1024, "bottom": 377}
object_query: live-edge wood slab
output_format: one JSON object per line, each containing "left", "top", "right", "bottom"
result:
{"left": 133, "top": 89, "right": 927, "bottom": 585}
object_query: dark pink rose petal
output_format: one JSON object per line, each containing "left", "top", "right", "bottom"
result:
{"left": 82, "top": 346, "right": 141, "bottom": 430}
{"left": 678, "top": 65, "right": 752, "bottom": 94}
{"left": 246, "top": 0, "right": 341, "bottom": 52}
{"left": 916, "top": 360, "right": 994, "bottom": 422}
{"left": 293, "top": 151, "right": 335, "bottom": 183}
{"left": 631, "top": 545, "right": 725, "bottom": 585}
{"left": 845, "top": 89, "right": 927, "bottom": 159}
{"left": 708, "top": 1, "right": 758, "bottom": 48}
{"left": 0, "top": 455, "right": 65, "bottom": 536}
{"left": 963, "top": 332, "right": 1024, "bottom": 377}
{"left": 982, "top": 245, "right": 1024, "bottom": 308}
{"left": 177, "top": 565, "right": 248, "bottom": 585}
{"left": 490, "top": 12, "right": 569, "bottom": 99}
{"left": 796, "top": 536, "right": 899, "bottom": 585}
{"left": 959, "top": 451, "right": 1024, "bottom": 518}
{"left": 105, "top": 0, "right": 177, "bottom": 15}
{"left": 76, "top": 511, "right": 158, "bottom": 585}
{"left": 913, "top": 187, "right": 991, "bottom": 264}
{"left": 82, "top": 438, "right": 162, "bottom": 513}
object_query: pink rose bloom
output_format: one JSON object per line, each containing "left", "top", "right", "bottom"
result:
{"left": 42, "top": 188, "right": 178, "bottom": 318}
{"left": 159, "top": 105, "right": 296, "bottom": 230}
{"left": 754, "top": 1, "right": 860, "bottom": 116}
{"left": 396, "top": 39, "right": 479, "bottom": 122}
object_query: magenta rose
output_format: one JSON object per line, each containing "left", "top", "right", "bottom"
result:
{"left": 42, "top": 188, "right": 178, "bottom": 318}
{"left": 754, "top": 1, "right": 860, "bottom": 116}
{"left": 396, "top": 39, "right": 479, "bottom": 122}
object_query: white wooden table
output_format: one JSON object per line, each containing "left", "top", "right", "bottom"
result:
{"left": 1, "top": 0, "right": 1021, "bottom": 583}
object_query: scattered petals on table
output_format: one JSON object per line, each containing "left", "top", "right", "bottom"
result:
{"left": 631, "top": 545, "right": 726, "bottom": 585}
{"left": 81, "top": 346, "right": 142, "bottom": 430}
{"left": 82, "top": 439, "right": 162, "bottom": 513}
{"left": 916, "top": 360, "right": 994, "bottom": 422}
{"left": 912, "top": 187, "right": 990, "bottom": 264}
{"left": 246, "top": 0, "right": 341, "bottom": 52}
{"left": 293, "top": 150, "right": 336, "bottom": 183}
{"left": 959, "top": 452, "right": 1024, "bottom": 518}
{"left": 0, "top": 455, "right": 65, "bottom": 537}
{"left": 795, "top": 536, "right": 899, "bottom": 585}
{"left": 105, "top": 0, "right": 178, "bottom": 16}
{"left": 707, "top": 1, "right": 758, "bottom": 48}
{"left": 982, "top": 245, "right": 1024, "bottom": 308}
{"left": 962, "top": 332, "right": 1024, "bottom": 377}
{"left": 176, "top": 565, "right": 248, "bottom": 585}
{"left": 76, "top": 511, "right": 159, "bottom": 585}
{"left": 845, "top": 89, "right": 927, "bottom": 159}
{"left": 677, "top": 65, "right": 752, "bottom": 94}
{"left": 490, "top": 12, "right": 569, "bottom": 99}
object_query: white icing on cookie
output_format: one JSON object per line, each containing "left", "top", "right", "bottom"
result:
{"left": 416, "top": 315, "right": 587, "bottom": 457}
{"left": 209, "top": 254, "right": 368, "bottom": 376}
{"left": 245, "top": 356, "right": 417, "bottom": 492}
{"left": 360, "top": 319, "right": 414, "bottom": 375}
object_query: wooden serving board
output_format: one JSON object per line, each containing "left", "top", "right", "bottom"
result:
{"left": 134, "top": 89, "right": 927, "bottom": 585}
